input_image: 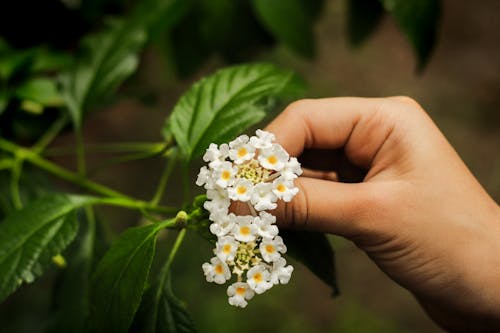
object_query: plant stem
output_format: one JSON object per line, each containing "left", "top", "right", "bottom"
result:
{"left": 157, "top": 228, "right": 187, "bottom": 299}
{"left": 0, "top": 138, "right": 131, "bottom": 199}
{"left": 33, "top": 114, "right": 69, "bottom": 154}
{"left": 10, "top": 159, "right": 23, "bottom": 209}
{"left": 45, "top": 142, "right": 167, "bottom": 156}
{"left": 150, "top": 148, "right": 178, "bottom": 206}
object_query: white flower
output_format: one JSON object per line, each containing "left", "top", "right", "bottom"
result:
{"left": 259, "top": 236, "right": 286, "bottom": 263}
{"left": 232, "top": 215, "right": 257, "bottom": 242}
{"left": 227, "top": 282, "right": 254, "bottom": 308}
{"left": 246, "top": 265, "right": 272, "bottom": 294}
{"left": 228, "top": 178, "right": 253, "bottom": 202}
{"left": 204, "top": 188, "right": 230, "bottom": 219}
{"left": 258, "top": 144, "right": 289, "bottom": 171}
{"left": 209, "top": 213, "right": 236, "bottom": 237}
{"left": 214, "top": 161, "right": 237, "bottom": 188}
{"left": 250, "top": 183, "right": 278, "bottom": 211}
{"left": 254, "top": 211, "right": 278, "bottom": 239}
{"left": 196, "top": 166, "right": 212, "bottom": 188}
{"left": 272, "top": 176, "right": 299, "bottom": 202}
{"left": 229, "top": 134, "right": 249, "bottom": 148}
{"left": 215, "top": 236, "right": 238, "bottom": 262}
{"left": 202, "top": 257, "right": 231, "bottom": 284}
{"left": 249, "top": 129, "right": 275, "bottom": 149}
{"left": 203, "top": 143, "right": 220, "bottom": 163}
{"left": 281, "top": 157, "right": 302, "bottom": 180}
{"left": 270, "top": 257, "right": 294, "bottom": 285}
{"left": 229, "top": 140, "right": 255, "bottom": 164}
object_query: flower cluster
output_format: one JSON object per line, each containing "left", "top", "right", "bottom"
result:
{"left": 197, "top": 130, "right": 302, "bottom": 307}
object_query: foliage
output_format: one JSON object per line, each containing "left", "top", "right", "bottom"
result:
{"left": 0, "top": 0, "right": 442, "bottom": 331}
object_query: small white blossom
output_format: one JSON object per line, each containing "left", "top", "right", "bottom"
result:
{"left": 250, "top": 183, "right": 278, "bottom": 211}
{"left": 203, "top": 143, "right": 220, "bottom": 163}
{"left": 227, "top": 282, "right": 254, "bottom": 308}
{"left": 258, "top": 144, "right": 289, "bottom": 171}
{"left": 213, "top": 161, "right": 238, "bottom": 188}
{"left": 259, "top": 236, "right": 286, "bottom": 263}
{"left": 247, "top": 265, "right": 272, "bottom": 294}
{"left": 228, "top": 178, "right": 253, "bottom": 202}
{"left": 229, "top": 141, "right": 255, "bottom": 164}
{"left": 209, "top": 213, "right": 236, "bottom": 237}
{"left": 254, "top": 211, "right": 278, "bottom": 239}
{"left": 232, "top": 216, "right": 257, "bottom": 242}
{"left": 215, "top": 236, "right": 238, "bottom": 262}
{"left": 272, "top": 177, "right": 299, "bottom": 202}
{"left": 202, "top": 257, "right": 231, "bottom": 284}
{"left": 196, "top": 166, "right": 211, "bottom": 187}
{"left": 249, "top": 129, "right": 275, "bottom": 149}
{"left": 281, "top": 157, "right": 303, "bottom": 180}
{"left": 270, "top": 257, "right": 294, "bottom": 285}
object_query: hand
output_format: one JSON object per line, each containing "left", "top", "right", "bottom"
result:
{"left": 266, "top": 97, "right": 500, "bottom": 332}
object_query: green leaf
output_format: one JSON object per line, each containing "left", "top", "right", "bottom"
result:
{"left": 15, "top": 78, "right": 64, "bottom": 107}
{"left": 89, "top": 223, "right": 164, "bottom": 333}
{"left": 131, "top": 276, "right": 196, "bottom": 333}
{"left": 380, "top": 0, "right": 441, "bottom": 70}
{"left": 251, "top": 0, "right": 316, "bottom": 57}
{"left": 167, "top": 63, "right": 304, "bottom": 161}
{"left": 60, "top": 19, "right": 147, "bottom": 129}
{"left": 347, "top": 0, "right": 384, "bottom": 46}
{"left": 0, "top": 193, "right": 85, "bottom": 302}
{"left": 281, "top": 230, "right": 339, "bottom": 296}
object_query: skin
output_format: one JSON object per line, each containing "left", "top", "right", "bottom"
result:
{"left": 265, "top": 97, "right": 500, "bottom": 332}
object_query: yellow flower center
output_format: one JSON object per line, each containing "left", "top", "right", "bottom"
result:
{"left": 237, "top": 186, "right": 247, "bottom": 195}
{"left": 253, "top": 272, "right": 263, "bottom": 283}
{"left": 236, "top": 287, "right": 246, "bottom": 295}
{"left": 276, "top": 184, "right": 286, "bottom": 192}
{"left": 267, "top": 155, "right": 277, "bottom": 165}
{"left": 221, "top": 170, "right": 231, "bottom": 180}
{"left": 237, "top": 147, "right": 248, "bottom": 158}
{"left": 265, "top": 244, "right": 275, "bottom": 253}
{"left": 215, "top": 264, "right": 223, "bottom": 274}
{"left": 223, "top": 244, "right": 232, "bottom": 253}
{"left": 240, "top": 226, "right": 250, "bottom": 235}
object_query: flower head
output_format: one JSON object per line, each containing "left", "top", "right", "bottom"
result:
{"left": 196, "top": 130, "right": 301, "bottom": 307}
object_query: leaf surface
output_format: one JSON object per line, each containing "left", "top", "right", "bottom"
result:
{"left": 281, "top": 230, "right": 339, "bottom": 296}
{"left": 89, "top": 223, "right": 164, "bottom": 333}
{"left": 0, "top": 194, "right": 85, "bottom": 302}
{"left": 167, "top": 63, "right": 304, "bottom": 161}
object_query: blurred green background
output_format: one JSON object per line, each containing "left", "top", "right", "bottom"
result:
{"left": 1, "top": 0, "right": 499, "bottom": 332}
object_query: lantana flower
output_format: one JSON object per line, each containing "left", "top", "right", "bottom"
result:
{"left": 198, "top": 130, "right": 301, "bottom": 307}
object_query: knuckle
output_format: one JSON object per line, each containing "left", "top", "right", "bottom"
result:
{"left": 283, "top": 99, "right": 313, "bottom": 116}
{"left": 390, "top": 95, "right": 421, "bottom": 108}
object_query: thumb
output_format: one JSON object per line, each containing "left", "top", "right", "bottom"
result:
{"left": 274, "top": 177, "right": 375, "bottom": 238}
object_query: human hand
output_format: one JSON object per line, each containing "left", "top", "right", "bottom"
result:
{"left": 266, "top": 97, "right": 500, "bottom": 332}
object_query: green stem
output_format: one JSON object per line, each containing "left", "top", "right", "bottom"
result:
{"left": 45, "top": 142, "right": 167, "bottom": 156}
{"left": 0, "top": 138, "right": 131, "bottom": 199}
{"left": 150, "top": 148, "right": 178, "bottom": 206}
{"left": 33, "top": 114, "right": 69, "bottom": 154}
{"left": 10, "top": 159, "right": 23, "bottom": 209}
{"left": 79, "top": 196, "right": 178, "bottom": 215}
{"left": 157, "top": 228, "right": 186, "bottom": 298}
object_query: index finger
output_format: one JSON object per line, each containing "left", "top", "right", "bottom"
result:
{"left": 266, "top": 97, "right": 393, "bottom": 168}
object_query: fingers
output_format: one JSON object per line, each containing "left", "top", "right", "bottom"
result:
{"left": 266, "top": 97, "right": 398, "bottom": 168}
{"left": 273, "top": 177, "right": 374, "bottom": 237}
